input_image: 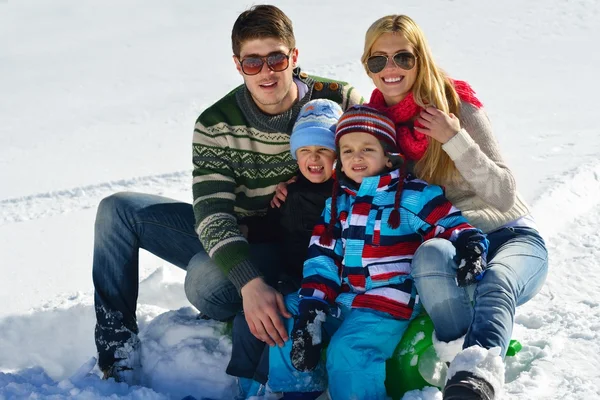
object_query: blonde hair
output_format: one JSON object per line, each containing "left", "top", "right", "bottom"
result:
{"left": 362, "top": 15, "right": 460, "bottom": 185}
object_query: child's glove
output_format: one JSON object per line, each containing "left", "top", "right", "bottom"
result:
{"left": 290, "top": 298, "right": 328, "bottom": 372}
{"left": 454, "top": 231, "right": 488, "bottom": 287}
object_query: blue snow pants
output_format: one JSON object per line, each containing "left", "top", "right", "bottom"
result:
{"left": 269, "top": 293, "right": 414, "bottom": 400}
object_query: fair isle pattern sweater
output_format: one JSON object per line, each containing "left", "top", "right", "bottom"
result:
{"left": 192, "top": 71, "right": 363, "bottom": 291}
{"left": 299, "top": 170, "right": 486, "bottom": 319}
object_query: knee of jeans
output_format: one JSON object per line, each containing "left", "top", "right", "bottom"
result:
{"left": 184, "top": 256, "right": 239, "bottom": 320}
{"left": 412, "top": 238, "right": 457, "bottom": 277}
{"left": 185, "top": 283, "right": 238, "bottom": 321}
{"left": 475, "top": 266, "right": 517, "bottom": 303}
{"left": 97, "top": 192, "right": 139, "bottom": 215}
{"left": 96, "top": 192, "right": 140, "bottom": 227}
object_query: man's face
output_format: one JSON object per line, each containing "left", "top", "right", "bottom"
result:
{"left": 234, "top": 38, "right": 299, "bottom": 115}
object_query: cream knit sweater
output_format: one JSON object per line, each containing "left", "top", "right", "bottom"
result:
{"left": 441, "top": 102, "right": 530, "bottom": 233}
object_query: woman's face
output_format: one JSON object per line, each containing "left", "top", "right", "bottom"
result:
{"left": 367, "top": 32, "right": 418, "bottom": 106}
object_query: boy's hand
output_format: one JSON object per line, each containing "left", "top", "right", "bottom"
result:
{"left": 456, "top": 248, "right": 486, "bottom": 287}
{"left": 241, "top": 278, "right": 292, "bottom": 347}
{"left": 454, "top": 231, "right": 488, "bottom": 287}
{"left": 270, "top": 176, "right": 297, "bottom": 208}
{"left": 290, "top": 298, "right": 328, "bottom": 372}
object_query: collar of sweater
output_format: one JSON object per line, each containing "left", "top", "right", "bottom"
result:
{"left": 339, "top": 168, "right": 401, "bottom": 197}
{"left": 235, "top": 68, "right": 316, "bottom": 134}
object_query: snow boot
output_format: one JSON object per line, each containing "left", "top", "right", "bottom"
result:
{"left": 443, "top": 370, "right": 495, "bottom": 399}
{"left": 101, "top": 335, "right": 141, "bottom": 385}
{"left": 443, "top": 345, "right": 504, "bottom": 400}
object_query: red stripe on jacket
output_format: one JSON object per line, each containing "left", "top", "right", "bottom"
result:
{"left": 352, "top": 294, "right": 413, "bottom": 319}
{"left": 424, "top": 201, "right": 453, "bottom": 225}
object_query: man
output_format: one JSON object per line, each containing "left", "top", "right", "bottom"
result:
{"left": 93, "top": 4, "right": 362, "bottom": 383}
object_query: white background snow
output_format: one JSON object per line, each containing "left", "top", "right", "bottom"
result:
{"left": 1, "top": 0, "right": 599, "bottom": 398}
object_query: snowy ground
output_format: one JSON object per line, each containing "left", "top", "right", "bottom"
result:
{"left": 1, "top": 0, "right": 600, "bottom": 399}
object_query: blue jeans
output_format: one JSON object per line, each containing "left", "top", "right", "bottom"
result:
{"left": 411, "top": 227, "right": 548, "bottom": 357}
{"left": 269, "top": 294, "right": 411, "bottom": 400}
{"left": 92, "top": 192, "right": 281, "bottom": 371}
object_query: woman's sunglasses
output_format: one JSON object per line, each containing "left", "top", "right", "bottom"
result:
{"left": 238, "top": 49, "right": 294, "bottom": 76}
{"left": 366, "top": 51, "right": 417, "bottom": 74}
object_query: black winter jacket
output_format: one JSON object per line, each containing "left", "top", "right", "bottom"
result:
{"left": 240, "top": 174, "right": 334, "bottom": 282}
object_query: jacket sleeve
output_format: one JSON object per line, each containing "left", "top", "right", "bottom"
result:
{"left": 298, "top": 198, "right": 344, "bottom": 305}
{"left": 442, "top": 102, "right": 517, "bottom": 212}
{"left": 343, "top": 84, "right": 364, "bottom": 109}
{"left": 192, "top": 117, "right": 262, "bottom": 292}
{"left": 408, "top": 184, "right": 486, "bottom": 250}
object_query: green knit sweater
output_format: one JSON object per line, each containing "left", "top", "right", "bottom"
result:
{"left": 192, "top": 70, "right": 362, "bottom": 291}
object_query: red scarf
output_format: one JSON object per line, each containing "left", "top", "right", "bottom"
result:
{"left": 365, "top": 80, "right": 483, "bottom": 161}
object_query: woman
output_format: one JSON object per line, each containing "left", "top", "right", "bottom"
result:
{"left": 361, "top": 15, "right": 548, "bottom": 400}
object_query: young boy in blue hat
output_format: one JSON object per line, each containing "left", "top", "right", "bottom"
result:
{"left": 268, "top": 105, "right": 489, "bottom": 400}
{"left": 227, "top": 99, "right": 344, "bottom": 398}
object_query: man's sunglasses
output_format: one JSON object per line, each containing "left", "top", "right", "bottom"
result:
{"left": 238, "top": 49, "right": 294, "bottom": 76}
{"left": 365, "top": 51, "right": 417, "bottom": 74}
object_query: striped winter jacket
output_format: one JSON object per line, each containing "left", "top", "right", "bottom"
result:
{"left": 299, "top": 169, "right": 486, "bottom": 320}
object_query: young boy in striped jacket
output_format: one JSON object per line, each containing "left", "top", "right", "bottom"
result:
{"left": 268, "top": 105, "right": 489, "bottom": 400}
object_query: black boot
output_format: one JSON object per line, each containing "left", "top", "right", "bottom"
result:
{"left": 443, "top": 370, "right": 495, "bottom": 400}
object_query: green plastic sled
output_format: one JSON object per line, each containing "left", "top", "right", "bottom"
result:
{"left": 385, "top": 313, "right": 522, "bottom": 399}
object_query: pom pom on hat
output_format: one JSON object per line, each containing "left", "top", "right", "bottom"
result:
{"left": 290, "top": 99, "right": 343, "bottom": 160}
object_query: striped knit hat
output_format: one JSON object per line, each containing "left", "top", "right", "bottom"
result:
{"left": 320, "top": 105, "right": 405, "bottom": 245}
{"left": 290, "top": 99, "right": 343, "bottom": 159}
{"left": 334, "top": 104, "right": 398, "bottom": 153}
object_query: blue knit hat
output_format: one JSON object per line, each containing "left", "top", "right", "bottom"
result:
{"left": 290, "top": 99, "right": 343, "bottom": 160}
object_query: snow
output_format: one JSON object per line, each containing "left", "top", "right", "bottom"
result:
{"left": 432, "top": 333, "right": 464, "bottom": 364}
{"left": 1, "top": 0, "right": 600, "bottom": 399}
{"left": 307, "top": 311, "right": 326, "bottom": 346}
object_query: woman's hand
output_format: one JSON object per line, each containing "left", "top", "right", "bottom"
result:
{"left": 270, "top": 176, "right": 298, "bottom": 208}
{"left": 415, "top": 106, "right": 461, "bottom": 144}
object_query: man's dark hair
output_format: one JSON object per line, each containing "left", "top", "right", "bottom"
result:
{"left": 231, "top": 5, "right": 295, "bottom": 57}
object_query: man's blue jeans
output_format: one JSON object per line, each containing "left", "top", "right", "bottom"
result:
{"left": 411, "top": 227, "right": 548, "bottom": 357}
{"left": 92, "top": 192, "right": 281, "bottom": 371}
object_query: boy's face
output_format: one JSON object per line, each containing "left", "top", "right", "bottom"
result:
{"left": 339, "top": 132, "right": 392, "bottom": 184}
{"left": 296, "top": 145, "right": 336, "bottom": 184}
{"left": 234, "top": 37, "right": 299, "bottom": 115}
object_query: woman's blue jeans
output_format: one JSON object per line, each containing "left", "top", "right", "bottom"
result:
{"left": 411, "top": 227, "right": 548, "bottom": 357}
{"left": 92, "top": 192, "right": 281, "bottom": 371}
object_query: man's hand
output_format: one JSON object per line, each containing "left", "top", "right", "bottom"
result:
{"left": 241, "top": 277, "right": 292, "bottom": 347}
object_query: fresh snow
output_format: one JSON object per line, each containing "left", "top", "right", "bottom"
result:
{"left": 1, "top": 0, "right": 600, "bottom": 399}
